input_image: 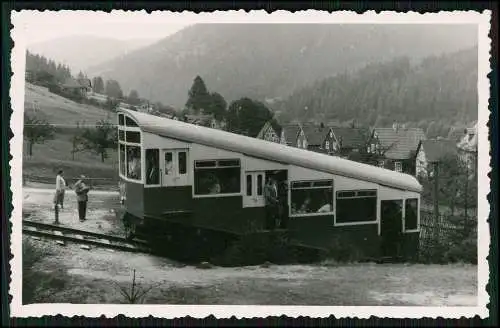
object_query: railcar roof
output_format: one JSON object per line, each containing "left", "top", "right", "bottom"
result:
{"left": 120, "top": 109, "right": 422, "bottom": 193}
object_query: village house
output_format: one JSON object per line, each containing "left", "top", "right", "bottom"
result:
{"left": 415, "top": 138, "right": 459, "bottom": 178}
{"left": 256, "top": 120, "right": 284, "bottom": 144}
{"left": 182, "top": 109, "right": 227, "bottom": 130}
{"left": 328, "top": 126, "right": 369, "bottom": 157}
{"left": 369, "top": 123, "right": 426, "bottom": 175}
{"left": 301, "top": 123, "right": 336, "bottom": 154}
{"left": 256, "top": 121, "right": 307, "bottom": 147}
{"left": 456, "top": 121, "right": 478, "bottom": 174}
{"left": 61, "top": 77, "right": 92, "bottom": 98}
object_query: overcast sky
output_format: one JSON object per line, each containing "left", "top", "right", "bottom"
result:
{"left": 16, "top": 11, "right": 191, "bottom": 45}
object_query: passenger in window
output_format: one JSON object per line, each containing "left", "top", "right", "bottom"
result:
{"left": 317, "top": 191, "right": 332, "bottom": 213}
{"left": 165, "top": 157, "right": 173, "bottom": 175}
{"left": 264, "top": 177, "right": 279, "bottom": 229}
{"left": 317, "top": 202, "right": 332, "bottom": 213}
{"left": 147, "top": 154, "right": 158, "bottom": 184}
{"left": 299, "top": 197, "right": 311, "bottom": 214}
{"left": 208, "top": 174, "right": 221, "bottom": 194}
{"left": 128, "top": 148, "right": 140, "bottom": 179}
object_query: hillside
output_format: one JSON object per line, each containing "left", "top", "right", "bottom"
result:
{"left": 28, "top": 35, "right": 157, "bottom": 74}
{"left": 87, "top": 23, "right": 477, "bottom": 108}
{"left": 23, "top": 83, "right": 118, "bottom": 182}
{"left": 273, "top": 46, "right": 478, "bottom": 131}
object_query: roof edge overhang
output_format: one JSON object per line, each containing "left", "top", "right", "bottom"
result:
{"left": 120, "top": 109, "right": 423, "bottom": 193}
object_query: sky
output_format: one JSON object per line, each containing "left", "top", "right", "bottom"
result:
{"left": 15, "top": 11, "right": 191, "bottom": 45}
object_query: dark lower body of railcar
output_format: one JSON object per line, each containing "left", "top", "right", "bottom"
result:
{"left": 118, "top": 181, "right": 419, "bottom": 264}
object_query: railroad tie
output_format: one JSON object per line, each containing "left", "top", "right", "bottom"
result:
{"left": 80, "top": 245, "right": 91, "bottom": 250}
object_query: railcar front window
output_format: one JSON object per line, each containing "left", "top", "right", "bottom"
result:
{"left": 290, "top": 180, "right": 333, "bottom": 216}
{"left": 126, "top": 146, "right": 141, "bottom": 180}
{"left": 194, "top": 159, "right": 241, "bottom": 195}
{"left": 405, "top": 198, "right": 418, "bottom": 230}
{"left": 146, "top": 149, "right": 159, "bottom": 185}
{"left": 125, "top": 116, "right": 139, "bottom": 127}
{"left": 118, "top": 114, "right": 124, "bottom": 126}
{"left": 336, "top": 190, "right": 377, "bottom": 224}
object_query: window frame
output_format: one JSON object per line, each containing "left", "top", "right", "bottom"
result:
{"left": 145, "top": 148, "right": 161, "bottom": 187}
{"left": 394, "top": 161, "right": 402, "bottom": 172}
{"left": 334, "top": 189, "right": 378, "bottom": 226}
{"left": 192, "top": 158, "right": 242, "bottom": 198}
{"left": 118, "top": 114, "right": 143, "bottom": 184}
{"left": 289, "top": 179, "right": 334, "bottom": 218}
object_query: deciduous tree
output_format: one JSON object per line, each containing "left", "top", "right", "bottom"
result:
{"left": 23, "top": 113, "right": 55, "bottom": 157}
{"left": 79, "top": 120, "right": 117, "bottom": 162}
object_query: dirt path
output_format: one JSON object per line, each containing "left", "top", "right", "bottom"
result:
{"left": 26, "top": 237, "right": 477, "bottom": 306}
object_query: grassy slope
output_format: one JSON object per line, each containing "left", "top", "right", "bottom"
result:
{"left": 23, "top": 83, "right": 118, "bottom": 182}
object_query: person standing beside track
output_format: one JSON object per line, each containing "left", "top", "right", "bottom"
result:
{"left": 74, "top": 175, "right": 90, "bottom": 222}
{"left": 55, "top": 170, "right": 66, "bottom": 209}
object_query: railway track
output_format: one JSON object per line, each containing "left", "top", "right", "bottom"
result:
{"left": 22, "top": 219, "right": 151, "bottom": 253}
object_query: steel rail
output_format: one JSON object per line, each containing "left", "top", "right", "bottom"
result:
{"left": 23, "top": 219, "right": 150, "bottom": 253}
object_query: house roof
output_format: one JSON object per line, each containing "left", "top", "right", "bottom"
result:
{"left": 302, "top": 124, "right": 331, "bottom": 146}
{"left": 447, "top": 126, "right": 467, "bottom": 143}
{"left": 282, "top": 124, "right": 301, "bottom": 144}
{"left": 373, "top": 127, "right": 426, "bottom": 160}
{"left": 77, "top": 78, "right": 92, "bottom": 88}
{"left": 120, "top": 109, "right": 422, "bottom": 192}
{"left": 419, "top": 139, "right": 458, "bottom": 162}
{"left": 62, "top": 78, "right": 85, "bottom": 89}
{"left": 330, "top": 127, "right": 368, "bottom": 148}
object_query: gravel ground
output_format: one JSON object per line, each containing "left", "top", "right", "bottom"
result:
{"left": 22, "top": 186, "right": 478, "bottom": 306}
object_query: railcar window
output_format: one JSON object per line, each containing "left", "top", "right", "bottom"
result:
{"left": 178, "top": 151, "right": 187, "bottom": 175}
{"left": 194, "top": 159, "right": 241, "bottom": 195}
{"left": 290, "top": 180, "right": 333, "bottom": 215}
{"left": 146, "top": 149, "right": 159, "bottom": 185}
{"left": 126, "top": 131, "right": 141, "bottom": 143}
{"left": 125, "top": 116, "right": 139, "bottom": 127}
{"left": 195, "top": 160, "right": 217, "bottom": 168}
{"left": 257, "top": 174, "right": 263, "bottom": 196}
{"left": 118, "top": 130, "right": 125, "bottom": 141}
{"left": 336, "top": 190, "right": 377, "bottom": 223}
{"left": 246, "top": 174, "right": 252, "bottom": 196}
{"left": 405, "top": 198, "right": 418, "bottom": 230}
{"left": 126, "top": 146, "right": 141, "bottom": 180}
{"left": 119, "top": 144, "right": 126, "bottom": 176}
{"left": 118, "top": 114, "right": 124, "bottom": 126}
{"left": 165, "top": 152, "right": 173, "bottom": 175}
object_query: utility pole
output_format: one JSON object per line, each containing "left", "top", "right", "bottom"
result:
{"left": 433, "top": 162, "right": 440, "bottom": 224}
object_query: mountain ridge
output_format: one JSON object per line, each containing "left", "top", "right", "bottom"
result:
{"left": 86, "top": 23, "right": 477, "bottom": 108}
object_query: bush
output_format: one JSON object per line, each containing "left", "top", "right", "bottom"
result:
{"left": 320, "top": 237, "right": 365, "bottom": 263}
{"left": 22, "top": 237, "right": 67, "bottom": 304}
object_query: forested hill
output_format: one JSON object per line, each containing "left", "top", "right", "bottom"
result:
{"left": 273, "top": 46, "right": 478, "bottom": 130}
{"left": 87, "top": 24, "right": 477, "bottom": 107}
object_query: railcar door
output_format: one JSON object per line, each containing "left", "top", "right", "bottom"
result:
{"left": 380, "top": 199, "right": 403, "bottom": 258}
{"left": 162, "top": 149, "right": 189, "bottom": 187}
{"left": 243, "top": 171, "right": 266, "bottom": 207}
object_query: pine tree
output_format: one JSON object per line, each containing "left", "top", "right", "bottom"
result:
{"left": 185, "top": 76, "right": 210, "bottom": 112}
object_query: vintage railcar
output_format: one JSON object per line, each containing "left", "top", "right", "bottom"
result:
{"left": 117, "top": 109, "right": 422, "bottom": 261}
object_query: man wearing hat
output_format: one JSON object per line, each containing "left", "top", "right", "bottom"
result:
{"left": 74, "top": 175, "right": 90, "bottom": 222}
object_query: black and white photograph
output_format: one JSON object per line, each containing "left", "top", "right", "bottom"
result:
{"left": 9, "top": 9, "right": 491, "bottom": 319}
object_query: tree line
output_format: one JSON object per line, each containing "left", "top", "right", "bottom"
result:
{"left": 26, "top": 51, "right": 72, "bottom": 85}
{"left": 184, "top": 75, "right": 274, "bottom": 137}
{"left": 274, "top": 47, "right": 478, "bottom": 137}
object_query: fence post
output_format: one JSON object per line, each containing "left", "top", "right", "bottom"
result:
{"left": 433, "top": 162, "right": 440, "bottom": 241}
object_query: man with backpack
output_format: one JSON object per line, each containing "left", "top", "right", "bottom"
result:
{"left": 74, "top": 175, "right": 90, "bottom": 222}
